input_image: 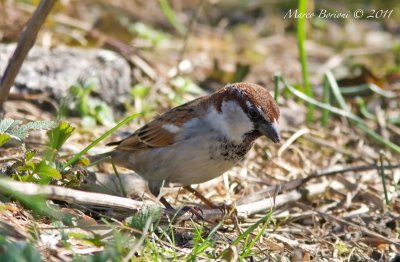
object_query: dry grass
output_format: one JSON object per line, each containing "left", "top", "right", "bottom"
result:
{"left": 1, "top": 0, "right": 400, "bottom": 261}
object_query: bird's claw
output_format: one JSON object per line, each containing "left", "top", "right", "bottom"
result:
{"left": 217, "top": 203, "right": 237, "bottom": 216}
{"left": 181, "top": 206, "right": 204, "bottom": 220}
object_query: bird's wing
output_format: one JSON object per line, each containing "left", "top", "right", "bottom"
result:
{"left": 110, "top": 98, "right": 204, "bottom": 150}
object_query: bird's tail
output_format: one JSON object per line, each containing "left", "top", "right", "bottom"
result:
{"left": 87, "top": 151, "right": 114, "bottom": 166}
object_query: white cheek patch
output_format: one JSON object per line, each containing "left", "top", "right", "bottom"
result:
{"left": 205, "top": 107, "right": 227, "bottom": 135}
{"left": 162, "top": 124, "right": 180, "bottom": 133}
{"left": 206, "top": 101, "right": 253, "bottom": 143}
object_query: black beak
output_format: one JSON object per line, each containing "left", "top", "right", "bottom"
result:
{"left": 258, "top": 120, "right": 280, "bottom": 143}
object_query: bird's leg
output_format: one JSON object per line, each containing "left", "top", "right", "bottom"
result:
{"left": 184, "top": 185, "right": 237, "bottom": 216}
{"left": 149, "top": 181, "right": 176, "bottom": 211}
{"left": 184, "top": 185, "right": 218, "bottom": 209}
{"left": 150, "top": 182, "right": 203, "bottom": 219}
{"left": 149, "top": 181, "right": 174, "bottom": 208}
{"left": 159, "top": 196, "right": 203, "bottom": 220}
{"left": 159, "top": 196, "right": 175, "bottom": 210}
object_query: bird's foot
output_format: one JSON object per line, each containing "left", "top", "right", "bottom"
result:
{"left": 180, "top": 206, "right": 204, "bottom": 220}
{"left": 216, "top": 203, "right": 237, "bottom": 216}
{"left": 164, "top": 205, "right": 204, "bottom": 220}
{"left": 160, "top": 196, "right": 204, "bottom": 220}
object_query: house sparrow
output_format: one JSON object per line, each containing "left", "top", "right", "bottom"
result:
{"left": 94, "top": 82, "right": 280, "bottom": 209}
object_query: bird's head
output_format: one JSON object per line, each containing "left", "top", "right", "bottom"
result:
{"left": 208, "top": 83, "right": 281, "bottom": 144}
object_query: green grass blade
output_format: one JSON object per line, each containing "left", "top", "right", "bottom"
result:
{"left": 274, "top": 72, "right": 281, "bottom": 101}
{"left": 240, "top": 210, "right": 273, "bottom": 258}
{"left": 231, "top": 211, "right": 272, "bottom": 246}
{"left": 111, "top": 161, "right": 127, "bottom": 197}
{"left": 297, "top": 0, "right": 314, "bottom": 121}
{"left": 325, "top": 71, "right": 349, "bottom": 111}
{"left": 367, "top": 83, "right": 397, "bottom": 98}
{"left": 280, "top": 77, "right": 400, "bottom": 153}
{"left": 322, "top": 75, "right": 331, "bottom": 127}
{"left": 62, "top": 113, "right": 140, "bottom": 169}
{"left": 337, "top": 83, "right": 396, "bottom": 98}
{"left": 158, "top": 0, "right": 186, "bottom": 35}
{"left": 219, "top": 211, "right": 272, "bottom": 259}
{"left": 356, "top": 97, "right": 375, "bottom": 120}
{"left": 379, "top": 152, "right": 390, "bottom": 206}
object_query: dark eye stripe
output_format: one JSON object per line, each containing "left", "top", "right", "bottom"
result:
{"left": 248, "top": 107, "right": 260, "bottom": 119}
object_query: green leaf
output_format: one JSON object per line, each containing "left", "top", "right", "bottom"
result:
{"left": 25, "top": 150, "right": 36, "bottom": 161}
{"left": 0, "top": 179, "right": 57, "bottom": 218}
{"left": 129, "top": 22, "right": 170, "bottom": 46}
{"left": 0, "top": 239, "right": 42, "bottom": 262}
{"left": 171, "top": 77, "right": 204, "bottom": 95}
{"left": 0, "top": 119, "right": 55, "bottom": 142}
{"left": 35, "top": 160, "right": 62, "bottom": 180}
{"left": 0, "top": 119, "right": 22, "bottom": 133}
{"left": 0, "top": 119, "right": 24, "bottom": 141}
{"left": 82, "top": 77, "right": 100, "bottom": 91}
{"left": 20, "top": 121, "right": 56, "bottom": 132}
{"left": 81, "top": 116, "right": 97, "bottom": 128}
{"left": 128, "top": 205, "right": 162, "bottom": 230}
{"left": 231, "top": 63, "right": 250, "bottom": 83}
{"left": 20, "top": 175, "right": 34, "bottom": 182}
{"left": 130, "top": 84, "right": 151, "bottom": 99}
{"left": 66, "top": 77, "right": 117, "bottom": 127}
{"left": 11, "top": 121, "right": 56, "bottom": 140}
{"left": 94, "top": 103, "right": 115, "bottom": 127}
{"left": 17, "top": 161, "right": 35, "bottom": 172}
{"left": 0, "top": 134, "right": 10, "bottom": 147}
{"left": 69, "top": 84, "right": 82, "bottom": 97}
{"left": 47, "top": 122, "right": 75, "bottom": 151}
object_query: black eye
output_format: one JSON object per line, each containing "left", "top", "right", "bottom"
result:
{"left": 248, "top": 107, "right": 260, "bottom": 119}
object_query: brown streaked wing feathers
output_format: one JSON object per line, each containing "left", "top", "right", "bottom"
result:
{"left": 111, "top": 97, "right": 205, "bottom": 150}
{"left": 115, "top": 124, "right": 175, "bottom": 150}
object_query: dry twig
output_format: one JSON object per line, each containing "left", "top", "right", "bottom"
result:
{"left": 239, "top": 163, "right": 400, "bottom": 204}
{"left": 0, "top": 179, "right": 336, "bottom": 220}
{"left": 0, "top": 0, "right": 56, "bottom": 112}
{"left": 1, "top": 163, "right": 398, "bottom": 221}
{"left": 0, "top": 179, "right": 144, "bottom": 211}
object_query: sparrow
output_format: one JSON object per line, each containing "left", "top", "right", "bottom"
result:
{"left": 93, "top": 82, "right": 280, "bottom": 210}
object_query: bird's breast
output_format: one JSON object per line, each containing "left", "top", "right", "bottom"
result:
{"left": 121, "top": 132, "right": 254, "bottom": 186}
{"left": 208, "top": 136, "right": 254, "bottom": 161}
